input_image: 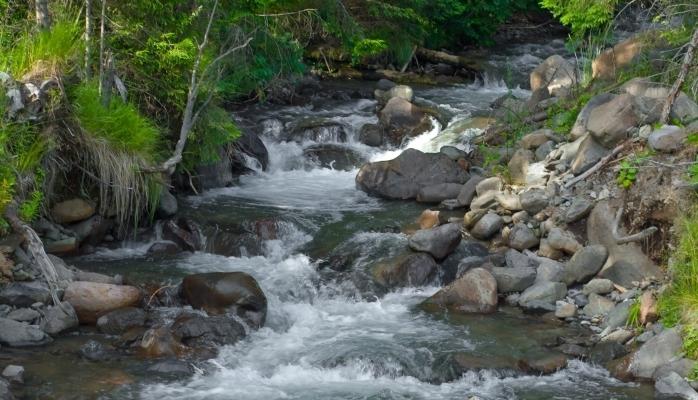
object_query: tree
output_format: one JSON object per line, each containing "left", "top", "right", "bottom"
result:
{"left": 34, "top": 0, "right": 51, "bottom": 30}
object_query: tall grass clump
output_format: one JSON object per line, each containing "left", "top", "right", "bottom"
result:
{"left": 72, "top": 82, "right": 161, "bottom": 160}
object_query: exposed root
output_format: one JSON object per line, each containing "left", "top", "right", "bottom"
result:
{"left": 612, "top": 206, "right": 658, "bottom": 245}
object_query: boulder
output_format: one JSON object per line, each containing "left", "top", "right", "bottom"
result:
{"left": 655, "top": 372, "right": 698, "bottom": 400}
{"left": 547, "top": 227, "right": 582, "bottom": 255}
{"left": 470, "top": 213, "right": 503, "bottom": 240}
{"left": 640, "top": 290, "right": 658, "bottom": 325}
{"left": 162, "top": 218, "right": 204, "bottom": 252}
{"left": 1, "top": 365, "right": 23, "bottom": 385}
{"left": 505, "top": 249, "right": 537, "bottom": 269}
{"left": 440, "top": 241, "right": 489, "bottom": 285}
{"left": 648, "top": 125, "right": 687, "bottom": 153}
{"left": 535, "top": 259, "right": 565, "bottom": 283}
{"left": 555, "top": 301, "right": 577, "bottom": 318}
{"left": 380, "top": 85, "right": 414, "bottom": 103}
{"left": 408, "top": 223, "right": 462, "bottom": 260}
{"left": 416, "top": 183, "right": 464, "bottom": 203}
{"left": 520, "top": 129, "right": 554, "bottom": 150}
{"left": 148, "top": 360, "right": 194, "bottom": 377}
{"left": 535, "top": 140, "right": 555, "bottom": 161}
{"left": 7, "top": 308, "right": 39, "bottom": 322}
{"left": 490, "top": 267, "right": 536, "bottom": 293}
{"left": 140, "top": 327, "right": 186, "bottom": 358}
{"left": 303, "top": 144, "right": 365, "bottom": 170}
{"left": 629, "top": 327, "right": 682, "bottom": 379}
{"left": 571, "top": 135, "right": 609, "bottom": 175}
{"left": 582, "top": 293, "right": 615, "bottom": 317}
{"left": 563, "top": 245, "right": 608, "bottom": 285}
{"left": 654, "top": 359, "right": 697, "bottom": 380}
{"left": 439, "top": 146, "right": 467, "bottom": 161}
{"left": 68, "top": 215, "right": 112, "bottom": 245}
{"left": 570, "top": 93, "right": 616, "bottom": 139}
{"left": 0, "top": 317, "right": 52, "bottom": 346}
{"left": 147, "top": 241, "right": 181, "bottom": 256}
{"left": 518, "top": 281, "right": 567, "bottom": 309}
{"left": 156, "top": 190, "right": 178, "bottom": 218}
{"left": 359, "top": 124, "right": 383, "bottom": 147}
{"left": 603, "top": 300, "right": 632, "bottom": 329}
{"left": 565, "top": 198, "right": 594, "bottom": 223}
{"left": 379, "top": 97, "right": 432, "bottom": 145}
{"left": 230, "top": 130, "right": 269, "bottom": 172}
{"left": 495, "top": 192, "right": 522, "bottom": 211}
{"left": 519, "top": 189, "right": 548, "bottom": 215}
{"left": 0, "top": 282, "right": 51, "bottom": 307}
{"left": 530, "top": 55, "right": 577, "bottom": 96}
{"left": 518, "top": 352, "right": 568, "bottom": 374}
{"left": 40, "top": 301, "right": 79, "bottom": 335}
{"left": 583, "top": 278, "right": 615, "bottom": 295}
{"left": 475, "top": 177, "right": 503, "bottom": 196}
{"left": 171, "top": 313, "right": 246, "bottom": 347}
{"left": 418, "top": 209, "right": 440, "bottom": 229}
{"left": 508, "top": 223, "right": 539, "bottom": 251}
{"left": 290, "top": 119, "right": 347, "bottom": 142}
{"left": 96, "top": 307, "right": 146, "bottom": 335}
{"left": 181, "top": 272, "right": 267, "bottom": 329}
{"left": 470, "top": 190, "right": 499, "bottom": 210}
{"left": 457, "top": 175, "right": 484, "bottom": 206}
{"left": 356, "top": 149, "right": 469, "bottom": 200}
{"left": 592, "top": 35, "right": 646, "bottom": 81}
{"left": 423, "top": 268, "right": 498, "bottom": 314}
{"left": 508, "top": 149, "right": 534, "bottom": 185}
{"left": 372, "top": 252, "right": 438, "bottom": 288}
{"left": 63, "top": 282, "right": 142, "bottom": 324}
{"left": 51, "top": 198, "right": 95, "bottom": 224}
{"left": 586, "top": 94, "right": 640, "bottom": 148}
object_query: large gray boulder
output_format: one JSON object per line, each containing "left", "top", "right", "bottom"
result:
{"left": 518, "top": 281, "right": 567, "bottom": 309}
{"left": 562, "top": 245, "right": 608, "bottom": 285}
{"left": 356, "top": 149, "right": 469, "bottom": 200}
{"left": 648, "top": 125, "right": 687, "bottom": 153}
{"left": 582, "top": 293, "right": 615, "bottom": 317}
{"left": 587, "top": 93, "right": 640, "bottom": 148}
{"left": 457, "top": 175, "right": 484, "bottom": 206}
{"left": 408, "top": 223, "right": 462, "bottom": 260}
{"left": 416, "top": 183, "right": 463, "bottom": 203}
{"left": 0, "top": 317, "right": 52, "bottom": 346}
{"left": 423, "top": 268, "right": 498, "bottom": 313}
{"left": 519, "top": 188, "right": 548, "bottom": 215}
{"left": 655, "top": 372, "right": 698, "bottom": 399}
{"left": 571, "top": 135, "right": 608, "bottom": 175}
{"left": 491, "top": 267, "right": 536, "bottom": 293}
{"left": 530, "top": 55, "right": 577, "bottom": 97}
{"left": 0, "top": 282, "right": 51, "bottom": 307}
{"left": 629, "top": 327, "right": 682, "bottom": 379}
{"left": 508, "top": 223, "right": 539, "bottom": 251}
{"left": 570, "top": 93, "right": 616, "bottom": 139}
{"left": 470, "top": 213, "right": 503, "bottom": 240}
{"left": 40, "top": 302, "right": 79, "bottom": 336}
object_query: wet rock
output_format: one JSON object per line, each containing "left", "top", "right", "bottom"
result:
{"left": 470, "top": 190, "right": 498, "bottom": 210}
{"left": 379, "top": 97, "right": 432, "bottom": 145}
{"left": 519, "top": 189, "right": 548, "bottom": 215}
{"left": 508, "top": 149, "right": 534, "bottom": 185}
{"left": 583, "top": 293, "right": 615, "bottom": 317}
{"left": 304, "top": 144, "right": 365, "bottom": 171}
{"left": 564, "top": 198, "right": 594, "bottom": 223}
{"left": 440, "top": 241, "right": 489, "bottom": 284}
{"left": 356, "top": 149, "right": 469, "bottom": 200}
{"left": 555, "top": 301, "right": 576, "bottom": 318}
{"left": 51, "top": 198, "right": 95, "bottom": 224}
{"left": 590, "top": 341, "right": 628, "bottom": 364}
{"left": 535, "top": 259, "right": 565, "bottom": 283}
{"left": 162, "top": 218, "right": 204, "bottom": 252}
{"left": 629, "top": 327, "right": 682, "bottom": 379}
{"left": 376, "top": 79, "right": 396, "bottom": 91}
{"left": 571, "top": 135, "right": 608, "bottom": 175}
{"left": 451, "top": 352, "right": 519, "bottom": 374}
{"left": 470, "top": 213, "right": 503, "bottom": 240}
{"left": 601, "top": 328, "right": 634, "bottom": 344}
{"left": 508, "top": 223, "right": 539, "bottom": 251}
{"left": 570, "top": 93, "right": 616, "bottom": 139}
{"left": 655, "top": 372, "right": 698, "bottom": 400}
{"left": 148, "top": 360, "right": 194, "bottom": 377}
{"left": 416, "top": 183, "right": 464, "bottom": 203}
{"left": 97, "top": 307, "right": 147, "bottom": 335}
{"left": 408, "top": 223, "right": 462, "bottom": 260}
{"left": 79, "top": 340, "right": 116, "bottom": 361}
{"left": 557, "top": 343, "right": 587, "bottom": 358}
{"left": 455, "top": 256, "right": 489, "bottom": 279}
{"left": 1, "top": 365, "right": 23, "bottom": 384}
{"left": 290, "top": 119, "right": 347, "bottom": 142}
{"left": 0, "top": 281, "right": 51, "bottom": 307}
{"left": 418, "top": 209, "right": 440, "bottom": 229}
{"left": 457, "top": 175, "right": 484, "bottom": 207}
{"left": 424, "top": 268, "right": 498, "bottom": 314}
{"left": 147, "top": 241, "right": 181, "bottom": 256}
{"left": 583, "top": 278, "right": 615, "bottom": 295}
{"left": 563, "top": 245, "right": 608, "bottom": 285}
{"left": 505, "top": 249, "right": 537, "bottom": 269}
{"left": 69, "top": 215, "right": 112, "bottom": 246}
{"left": 530, "top": 55, "right": 577, "bottom": 96}
{"left": 547, "top": 227, "right": 582, "bottom": 255}
{"left": 156, "top": 190, "right": 178, "bottom": 218}
{"left": 491, "top": 267, "right": 536, "bottom": 293}
{"left": 0, "top": 377, "right": 14, "bottom": 400}
{"left": 0, "top": 317, "right": 52, "bottom": 346}
{"left": 40, "top": 301, "right": 79, "bottom": 335}
{"left": 603, "top": 300, "right": 632, "bottom": 329}
{"left": 64, "top": 281, "right": 142, "bottom": 324}
{"left": 379, "top": 85, "right": 414, "bottom": 103}
{"left": 372, "top": 252, "right": 438, "bottom": 288}
{"left": 518, "top": 281, "right": 567, "bottom": 310}
{"left": 359, "top": 123, "right": 383, "bottom": 147}
{"left": 171, "top": 313, "right": 246, "bottom": 347}
{"left": 6, "top": 308, "right": 39, "bottom": 322}
{"left": 181, "top": 272, "right": 267, "bottom": 329}
{"left": 140, "top": 327, "right": 186, "bottom": 358}
{"left": 518, "top": 352, "right": 568, "bottom": 374}
{"left": 230, "top": 130, "right": 269, "bottom": 172}
{"left": 648, "top": 125, "right": 686, "bottom": 153}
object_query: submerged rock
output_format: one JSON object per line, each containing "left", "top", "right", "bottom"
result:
{"left": 171, "top": 313, "right": 246, "bottom": 347}
{"left": 97, "top": 307, "right": 147, "bottom": 335}
{"left": 304, "top": 144, "right": 365, "bottom": 170}
{"left": 372, "top": 252, "right": 438, "bottom": 288}
{"left": 408, "top": 223, "right": 462, "bottom": 260}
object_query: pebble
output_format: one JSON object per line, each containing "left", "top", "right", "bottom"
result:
{"left": 2, "top": 365, "right": 24, "bottom": 384}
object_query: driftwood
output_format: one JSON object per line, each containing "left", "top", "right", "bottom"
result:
{"left": 564, "top": 139, "right": 635, "bottom": 188}
{"left": 661, "top": 28, "right": 698, "bottom": 124}
{"left": 415, "top": 47, "right": 481, "bottom": 71}
{"left": 612, "top": 206, "right": 658, "bottom": 244}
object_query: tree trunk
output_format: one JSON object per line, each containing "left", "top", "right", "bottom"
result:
{"left": 661, "top": 28, "right": 698, "bottom": 124}
{"left": 85, "top": 0, "right": 93, "bottom": 79}
{"left": 98, "top": 0, "right": 107, "bottom": 97}
{"left": 415, "top": 47, "right": 481, "bottom": 71}
{"left": 34, "top": 0, "right": 51, "bottom": 30}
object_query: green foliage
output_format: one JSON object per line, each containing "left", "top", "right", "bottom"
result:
{"left": 627, "top": 299, "right": 642, "bottom": 328}
{"left": 183, "top": 105, "right": 242, "bottom": 170}
{"left": 72, "top": 82, "right": 161, "bottom": 160}
{"left": 19, "top": 188, "right": 43, "bottom": 222}
{"left": 617, "top": 151, "right": 651, "bottom": 189}
{"left": 684, "top": 325, "right": 698, "bottom": 359}
{"left": 351, "top": 39, "right": 388, "bottom": 65}
{"left": 539, "top": 0, "right": 618, "bottom": 39}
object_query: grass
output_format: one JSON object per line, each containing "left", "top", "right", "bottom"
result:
{"left": 627, "top": 299, "right": 642, "bottom": 329}
{"left": 0, "top": 19, "right": 81, "bottom": 77}
{"left": 72, "top": 82, "right": 161, "bottom": 160}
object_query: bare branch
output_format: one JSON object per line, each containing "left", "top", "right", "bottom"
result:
{"left": 612, "top": 206, "right": 658, "bottom": 244}
{"left": 660, "top": 28, "right": 698, "bottom": 124}
{"left": 565, "top": 139, "right": 636, "bottom": 188}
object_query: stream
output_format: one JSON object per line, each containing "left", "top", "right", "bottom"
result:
{"left": 12, "top": 44, "right": 656, "bottom": 399}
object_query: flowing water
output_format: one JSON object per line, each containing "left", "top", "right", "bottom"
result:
{"left": 18, "top": 75, "right": 655, "bottom": 398}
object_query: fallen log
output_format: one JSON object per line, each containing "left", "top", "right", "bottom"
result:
{"left": 415, "top": 47, "right": 482, "bottom": 71}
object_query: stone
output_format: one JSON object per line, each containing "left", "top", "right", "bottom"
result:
{"left": 555, "top": 301, "right": 576, "bottom": 318}
{"left": 359, "top": 123, "right": 384, "bottom": 147}
{"left": 592, "top": 35, "right": 646, "bottom": 81}
{"left": 171, "top": 313, "right": 246, "bottom": 347}
{"left": 44, "top": 237, "right": 78, "bottom": 254}
{"left": 590, "top": 341, "right": 628, "bottom": 364}
{"left": 373, "top": 252, "right": 438, "bottom": 288}
{"left": 518, "top": 281, "right": 567, "bottom": 309}
{"left": 356, "top": 149, "right": 469, "bottom": 200}
{"left": 470, "top": 213, "right": 503, "bottom": 240}
{"left": 495, "top": 192, "right": 522, "bottom": 211}
{"left": 79, "top": 340, "right": 118, "bottom": 362}
{"left": 535, "top": 140, "right": 555, "bottom": 161}
{"left": 64, "top": 282, "right": 142, "bottom": 324}
{"left": 586, "top": 94, "right": 640, "bottom": 148}
{"left": 629, "top": 327, "right": 682, "bottom": 379}
{"left": 148, "top": 360, "right": 194, "bottom": 377}
{"left": 416, "top": 183, "right": 464, "bottom": 203}
{"left": 69, "top": 215, "right": 112, "bottom": 245}
{"left": 40, "top": 301, "right": 79, "bottom": 335}
{"left": 470, "top": 191, "right": 499, "bottom": 210}
{"left": 418, "top": 209, "right": 440, "bottom": 230}
{"left": 97, "top": 307, "right": 146, "bottom": 335}
{"left": 530, "top": 55, "right": 577, "bottom": 96}
{"left": 230, "top": 129, "right": 269, "bottom": 173}
{"left": 140, "top": 327, "right": 186, "bottom": 358}
{"left": 464, "top": 209, "right": 487, "bottom": 229}
{"left": 290, "top": 119, "right": 347, "bottom": 142}
{"left": 535, "top": 259, "right": 565, "bottom": 283}
{"left": 601, "top": 328, "right": 634, "bottom": 344}
{"left": 538, "top": 239, "right": 563, "bottom": 260}
{"left": 519, "top": 189, "right": 548, "bottom": 215}
{"left": 671, "top": 93, "right": 698, "bottom": 123}
{"left": 51, "top": 198, "right": 95, "bottom": 224}
{"left": 147, "top": 241, "right": 181, "bottom": 255}
{"left": 181, "top": 272, "right": 267, "bottom": 329}
{"left": 440, "top": 146, "right": 467, "bottom": 161}
{"left": 156, "top": 190, "right": 178, "bottom": 218}
{"left": 408, "top": 223, "right": 462, "bottom": 260}
{"left": 583, "top": 293, "right": 615, "bottom": 317}
{"left": 440, "top": 241, "right": 489, "bottom": 284}
{"left": 654, "top": 359, "right": 697, "bottom": 380}
{"left": 640, "top": 290, "right": 658, "bottom": 324}
{"left": 508, "top": 149, "right": 534, "bottom": 185}
{"left": 508, "top": 223, "right": 539, "bottom": 251}
{"left": 423, "top": 268, "right": 498, "bottom": 314}
{"left": 655, "top": 372, "right": 698, "bottom": 400}
{"left": 455, "top": 256, "right": 489, "bottom": 278}
{"left": 0, "top": 317, "right": 51, "bottom": 346}
{"left": 570, "top": 93, "right": 616, "bottom": 139}
{"left": 565, "top": 198, "right": 594, "bottom": 223}
{"left": 0, "top": 377, "right": 14, "bottom": 400}
{"left": 505, "top": 249, "right": 536, "bottom": 269}
{"left": 6, "top": 308, "right": 39, "bottom": 322}
{"left": 604, "top": 300, "right": 632, "bottom": 329}
{"left": 520, "top": 129, "right": 554, "bottom": 150}
{"left": 475, "top": 177, "right": 503, "bottom": 196}
{"left": 376, "top": 79, "right": 396, "bottom": 91}
{"left": 583, "top": 278, "right": 615, "bottom": 295}
{"left": 1, "top": 365, "right": 23, "bottom": 384}
{"left": 162, "top": 218, "right": 204, "bottom": 252}
{"left": 563, "top": 245, "right": 608, "bottom": 285}
{"left": 457, "top": 175, "right": 484, "bottom": 206}
{"left": 0, "top": 281, "right": 51, "bottom": 307}
{"left": 304, "top": 144, "right": 366, "bottom": 171}
{"left": 648, "top": 125, "right": 687, "bottom": 153}
{"left": 547, "top": 227, "right": 582, "bottom": 255}
{"left": 379, "top": 97, "right": 431, "bottom": 145}
{"left": 490, "top": 267, "right": 536, "bottom": 293}
{"left": 571, "top": 135, "right": 608, "bottom": 175}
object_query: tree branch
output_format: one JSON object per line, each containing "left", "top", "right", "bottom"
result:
{"left": 565, "top": 139, "right": 635, "bottom": 188}
{"left": 612, "top": 206, "right": 658, "bottom": 244}
{"left": 660, "top": 28, "right": 698, "bottom": 124}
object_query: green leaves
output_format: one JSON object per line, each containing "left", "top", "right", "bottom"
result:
{"left": 617, "top": 160, "right": 639, "bottom": 189}
{"left": 539, "top": 0, "right": 618, "bottom": 39}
